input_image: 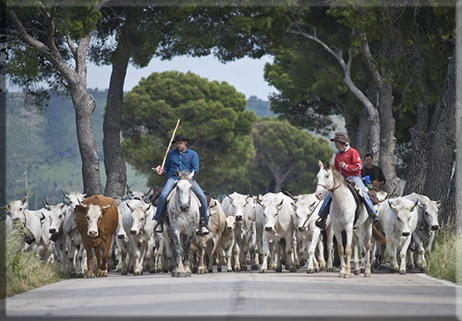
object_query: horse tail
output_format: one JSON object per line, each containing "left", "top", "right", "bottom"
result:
{"left": 372, "top": 225, "right": 387, "bottom": 245}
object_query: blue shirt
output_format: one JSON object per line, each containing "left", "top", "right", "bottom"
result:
{"left": 163, "top": 147, "right": 200, "bottom": 180}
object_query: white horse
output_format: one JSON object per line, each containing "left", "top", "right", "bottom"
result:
{"left": 315, "top": 160, "right": 373, "bottom": 278}
{"left": 166, "top": 170, "right": 200, "bottom": 278}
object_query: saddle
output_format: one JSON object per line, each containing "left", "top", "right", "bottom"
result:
{"left": 345, "top": 179, "right": 363, "bottom": 226}
{"left": 149, "top": 187, "right": 212, "bottom": 208}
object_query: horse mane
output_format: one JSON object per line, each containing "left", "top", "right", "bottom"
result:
{"left": 177, "top": 170, "right": 193, "bottom": 183}
{"left": 331, "top": 167, "right": 347, "bottom": 186}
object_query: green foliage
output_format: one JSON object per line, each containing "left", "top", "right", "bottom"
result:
{"left": 426, "top": 224, "right": 459, "bottom": 284}
{"left": 248, "top": 117, "right": 333, "bottom": 194}
{"left": 121, "top": 71, "right": 256, "bottom": 195}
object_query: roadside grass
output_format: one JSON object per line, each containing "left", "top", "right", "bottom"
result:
{"left": 1, "top": 227, "right": 66, "bottom": 298}
{"left": 425, "top": 223, "right": 459, "bottom": 285}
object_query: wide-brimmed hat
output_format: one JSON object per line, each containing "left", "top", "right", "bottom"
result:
{"left": 172, "top": 134, "right": 189, "bottom": 143}
{"left": 330, "top": 132, "right": 350, "bottom": 143}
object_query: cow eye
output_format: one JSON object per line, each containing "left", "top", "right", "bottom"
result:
{"left": 262, "top": 213, "right": 266, "bottom": 217}
{"left": 59, "top": 215, "right": 63, "bottom": 219}
{"left": 274, "top": 213, "right": 278, "bottom": 217}
{"left": 397, "top": 217, "right": 401, "bottom": 221}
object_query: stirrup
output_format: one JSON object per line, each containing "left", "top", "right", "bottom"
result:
{"left": 154, "top": 222, "right": 163, "bottom": 233}
{"left": 315, "top": 217, "right": 326, "bottom": 230}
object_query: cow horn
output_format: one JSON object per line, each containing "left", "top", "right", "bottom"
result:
{"left": 388, "top": 199, "right": 397, "bottom": 211}
{"left": 144, "top": 188, "right": 152, "bottom": 196}
{"left": 126, "top": 184, "right": 132, "bottom": 193}
{"left": 411, "top": 200, "right": 418, "bottom": 211}
{"left": 21, "top": 195, "right": 27, "bottom": 204}
{"left": 43, "top": 197, "right": 50, "bottom": 209}
{"left": 284, "top": 190, "right": 297, "bottom": 201}
{"left": 62, "top": 189, "right": 68, "bottom": 199}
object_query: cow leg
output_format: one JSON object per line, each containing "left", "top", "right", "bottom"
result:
{"left": 399, "top": 237, "right": 412, "bottom": 275}
{"left": 387, "top": 242, "right": 399, "bottom": 273}
{"left": 260, "top": 232, "right": 271, "bottom": 273}
{"left": 98, "top": 239, "right": 112, "bottom": 277}
{"left": 84, "top": 245, "right": 95, "bottom": 278}
{"left": 316, "top": 233, "right": 326, "bottom": 271}
{"left": 307, "top": 233, "right": 318, "bottom": 274}
{"left": 232, "top": 242, "right": 241, "bottom": 272}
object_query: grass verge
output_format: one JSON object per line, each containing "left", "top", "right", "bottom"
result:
{"left": 425, "top": 223, "right": 459, "bottom": 285}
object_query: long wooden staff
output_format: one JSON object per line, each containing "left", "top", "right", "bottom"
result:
{"left": 160, "top": 119, "right": 181, "bottom": 170}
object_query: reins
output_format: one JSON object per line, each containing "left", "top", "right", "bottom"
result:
{"left": 302, "top": 200, "right": 322, "bottom": 229}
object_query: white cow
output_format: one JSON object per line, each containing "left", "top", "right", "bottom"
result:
{"left": 115, "top": 201, "right": 131, "bottom": 275}
{"left": 293, "top": 193, "right": 325, "bottom": 273}
{"left": 45, "top": 201, "right": 68, "bottom": 271}
{"left": 257, "top": 192, "right": 297, "bottom": 273}
{"left": 221, "top": 192, "right": 258, "bottom": 271}
{"left": 378, "top": 197, "right": 419, "bottom": 274}
{"left": 403, "top": 193, "right": 440, "bottom": 270}
{"left": 62, "top": 191, "right": 87, "bottom": 277}
{"left": 126, "top": 186, "right": 152, "bottom": 201}
{"left": 121, "top": 199, "right": 155, "bottom": 275}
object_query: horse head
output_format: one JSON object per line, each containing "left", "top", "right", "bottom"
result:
{"left": 315, "top": 160, "right": 334, "bottom": 200}
{"left": 175, "top": 170, "right": 194, "bottom": 212}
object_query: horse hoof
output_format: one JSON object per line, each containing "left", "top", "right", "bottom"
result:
{"left": 177, "top": 272, "right": 187, "bottom": 278}
{"left": 353, "top": 269, "right": 361, "bottom": 276}
{"left": 260, "top": 269, "right": 266, "bottom": 274}
{"left": 276, "top": 267, "right": 282, "bottom": 273}
{"left": 171, "top": 272, "right": 178, "bottom": 277}
{"left": 307, "top": 269, "right": 314, "bottom": 274}
{"left": 290, "top": 267, "right": 297, "bottom": 273}
{"left": 399, "top": 270, "right": 407, "bottom": 275}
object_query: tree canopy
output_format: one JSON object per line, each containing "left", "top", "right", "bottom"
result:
{"left": 249, "top": 117, "right": 333, "bottom": 193}
{"left": 121, "top": 71, "right": 256, "bottom": 194}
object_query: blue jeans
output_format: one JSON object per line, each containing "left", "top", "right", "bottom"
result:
{"left": 318, "top": 175, "right": 376, "bottom": 217}
{"left": 154, "top": 178, "right": 209, "bottom": 224}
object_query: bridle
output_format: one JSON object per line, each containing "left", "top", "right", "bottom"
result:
{"left": 316, "top": 169, "right": 342, "bottom": 193}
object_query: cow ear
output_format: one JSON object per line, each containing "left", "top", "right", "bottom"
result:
{"left": 277, "top": 199, "right": 284, "bottom": 208}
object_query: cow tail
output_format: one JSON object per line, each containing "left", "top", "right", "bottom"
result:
{"left": 372, "top": 225, "right": 387, "bottom": 245}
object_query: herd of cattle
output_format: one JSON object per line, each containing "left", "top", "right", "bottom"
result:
{"left": 2, "top": 185, "right": 440, "bottom": 278}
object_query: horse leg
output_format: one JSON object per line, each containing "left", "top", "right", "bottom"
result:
{"left": 170, "top": 231, "right": 182, "bottom": 277}
{"left": 183, "top": 234, "right": 194, "bottom": 277}
{"left": 326, "top": 226, "right": 335, "bottom": 272}
{"left": 336, "top": 233, "right": 346, "bottom": 278}
{"left": 353, "top": 235, "right": 361, "bottom": 276}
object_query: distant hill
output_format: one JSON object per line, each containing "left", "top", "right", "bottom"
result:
{"left": 5, "top": 91, "right": 272, "bottom": 208}
{"left": 245, "top": 96, "right": 275, "bottom": 117}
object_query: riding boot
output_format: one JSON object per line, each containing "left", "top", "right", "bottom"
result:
{"left": 154, "top": 210, "right": 165, "bottom": 233}
{"left": 364, "top": 202, "right": 380, "bottom": 227}
{"left": 315, "top": 198, "right": 332, "bottom": 230}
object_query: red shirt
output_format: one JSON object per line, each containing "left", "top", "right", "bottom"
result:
{"left": 334, "top": 145, "right": 363, "bottom": 177}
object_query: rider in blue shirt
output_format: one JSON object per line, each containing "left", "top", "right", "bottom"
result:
{"left": 152, "top": 134, "right": 209, "bottom": 235}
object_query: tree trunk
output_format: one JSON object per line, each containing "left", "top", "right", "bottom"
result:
{"left": 103, "top": 25, "right": 132, "bottom": 198}
{"left": 423, "top": 54, "right": 456, "bottom": 203}
{"left": 377, "top": 82, "right": 400, "bottom": 195}
{"left": 70, "top": 85, "right": 102, "bottom": 196}
{"left": 403, "top": 103, "right": 430, "bottom": 195}
{"left": 355, "top": 107, "right": 370, "bottom": 158}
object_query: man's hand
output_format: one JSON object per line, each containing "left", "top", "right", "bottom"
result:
{"left": 339, "top": 161, "right": 347, "bottom": 169}
{"left": 152, "top": 166, "right": 164, "bottom": 175}
{"left": 372, "top": 181, "right": 382, "bottom": 191}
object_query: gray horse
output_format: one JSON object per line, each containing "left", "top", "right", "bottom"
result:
{"left": 166, "top": 170, "right": 200, "bottom": 277}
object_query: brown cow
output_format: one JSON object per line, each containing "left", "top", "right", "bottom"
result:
{"left": 75, "top": 195, "right": 118, "bottom": 278}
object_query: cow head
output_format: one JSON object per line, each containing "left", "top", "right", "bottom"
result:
{"left": 76, "top": 201, "right": 114, "bottom": 238}
{"left": 418, "top": 199, "right": 440, "bottom": 231}
{"left": 225, "top": 215, "right": 236, "bottom": 231}
{"left": 227, "top": 192, "right": 253, "bottom": 222}
{"left": 294, "top": 194, "right": 318, "bottom": 232}
{"left": 388, "top": 198, "right": 418, "bottom": 237}
{"left": 126, "top": 200, "right": 152, "bottom": 235}
{"left": 48, "top": 203, "right": 67, "bottom": 238}
{"left": 262, "top": 199, "right": 284, "bottom": 232}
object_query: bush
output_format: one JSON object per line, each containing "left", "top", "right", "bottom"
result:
{"left": 1, "top": 225, "right": 64, "bottom": 298}
{"left": 425, "top": 224, "right": 459, "bottom": 284}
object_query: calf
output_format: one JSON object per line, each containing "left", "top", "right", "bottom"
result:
{"left": 45, "top": 201, "right": 68, "bottom": 271}
{"left": 218, "top": 215, "right": 236, "bottom": 272}
{"left": 378, "top": 197, "right": 418, "bottom": 274}
{"left": 75, "top": 195, "right": 118, "bottom": 278}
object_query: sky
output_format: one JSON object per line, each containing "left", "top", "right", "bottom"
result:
{"left": 86, "top": 55, "right": 276, "bottom": 101}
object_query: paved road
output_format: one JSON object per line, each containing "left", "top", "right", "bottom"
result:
{"left": 3, "top": 267, "right": 460, "bottom": 320}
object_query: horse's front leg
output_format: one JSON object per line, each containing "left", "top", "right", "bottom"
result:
{"left": 169, "top": 230, "right": 183, "bottom": 277}
{"left": 183, "top": 234, "right": 194, "bottom": 277}
{"left": 326, "top": 225, "right": 334, "bottom": 272}
{"left": 344, "top": 226, "right": 354, "bottom": 279}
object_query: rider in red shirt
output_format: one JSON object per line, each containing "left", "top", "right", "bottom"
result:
{"left": 315, "top": 132, "right": 380, "bottom": 230}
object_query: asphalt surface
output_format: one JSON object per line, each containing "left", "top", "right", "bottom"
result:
{"left": 3, "top": 266, "right": 460, "bottom": 321}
